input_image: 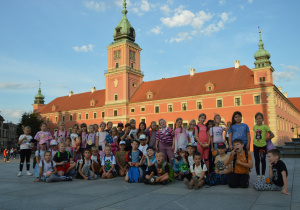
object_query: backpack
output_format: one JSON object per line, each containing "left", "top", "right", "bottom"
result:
{"left": 75, "top": 158, "right": 93, "bottom": 179}
{"left": 105, "top": 135, "right": 114, "bottom": 144}
{"left": 205, "top": 172, "right": 221, "bottom": 186}
{"left": 155, "top": 161, "right": 175, "bottom": 182}
{"left": 233, "top": 148, "right": 250, "bottom": 172}
{"left": 56, "top": 151, "right": 70, "bottom": 160}
{"left": 128, "top": 166, "right": 140, "bottom": 183}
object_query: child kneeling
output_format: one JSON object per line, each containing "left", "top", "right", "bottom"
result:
{"left": 77, "top": 149, "right": 97, "bottom": 180}
{"left": 253, "top": 149, "right": 289, "bottom": 195}
{"left": 145, "top": 152, "right": 172, "bottom": 185}
{"left": 184, "top": 152, "right": 207, "bottom": 190}
{"left": 35, "top": 151, "right": 72, "bottom": 183}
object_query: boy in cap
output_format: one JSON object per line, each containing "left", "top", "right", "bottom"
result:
{"left": 117, "top": 122, "right": 125, "bottom": 137}
{"left": 138, "top": 134, "right": 148, "bottom": 155}
{"left": 186, "top": 143, "right": 196, "bottom": 166}
{"left": 125, "top": 139, "right": 143, "bottom": 182}
{"left": 49, "top": 140, "right": 58, "bottom": 160}
{"left": 116, "top": 140, "right": 128, "bottom": 176}
{"left": 214, "top": 142, "right": 231, "bottom": 184}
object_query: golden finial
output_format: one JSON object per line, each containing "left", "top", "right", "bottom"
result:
{"left": 258, "top": 26, "right": 261, "bottom": 33}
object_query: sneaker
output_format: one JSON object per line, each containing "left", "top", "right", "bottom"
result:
{"left": 183, "top": 178, "right": 192, "bottom": 189}
{"left": 261, "top": 175, "right": 266, "bottom": 180}
{"left": 17, "top": 172, "right": 22, "bottom": 177}
{"left": 256, "top": 175, "right": 261, "bottom": 181}
{"left": 27, "top": 171, "right": 33, "bottom": 176}
{"left": 65, "top": 176, "right": 72, "bottom": 181}
{"left": 193, "top": 177, "right": 199, "bottom": 190}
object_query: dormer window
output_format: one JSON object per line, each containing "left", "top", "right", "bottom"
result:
{"left": 90, "top": 99, "right": 95, "bottom": 106}
{"left": 148, "top": 95, "right": 151, "bottom": 99}
{"left": 146, "top": 90, "right": 154, "bottom": 99}
{"left": 205, "top": 81, "right": 216, "bottom": 91}
{"left": 52, "top": 105, "right": 57, "bottom": 112}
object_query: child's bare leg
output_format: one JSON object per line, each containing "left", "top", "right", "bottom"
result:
{"left": 125, "top": 172, "right": 129, "bottom": 182}
{"left": 156, "top": 174, "right": 169, "bottom": 183}
{"left": 190, "top": 179, "right": 195, "bottom": 186}
{"left": 119, "top": 169, "right": 125, "bottom": 176}
{"left": 198, "top": 180, "right": 205, "bottom": 187}
{"left": 107, "top": 173, "right": 113, "bottom": 179}
{"left": 58, "top": 171, "right": 64, "bottom": 176}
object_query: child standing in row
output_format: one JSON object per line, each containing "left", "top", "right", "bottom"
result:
{"left": 228, "top": 111, "right": 250, "bottom": 151}
{"left": 187, "top": 120, "right": 198, "bottom": 147}
{"left": 96, "top": 122, "right": 108, "bottom": 152}
{"left": 196, "top": 113, "right": 210, "bottom": 169}
{"left": 145, "top": 121, "right": 158, "bottom": 148}
{"left": 174, "top": 117, "right": 188, "bottom": 155}
{"left": 65, "top": 137, "right": 73, "bottom": 154}
{"left": 79, "top": 123, "right": 88, "bottom": 155}
{"left": 253, "top": 112, "right": 275, "bottom": 181}
{"left": 86, "top": 125, "right": 97, "bottom": 150}
{"left": 70, "top": 124, "right": 80, "bottom": 159}
{"left": 35, "top": 123, "right": 53, "bottom": 150}
{"left": 210, "top": 114, "right": 226, "bottom": 155}
{"left": 121, "top": 123, "right": 133, "bottom": 151}
{"left": 136, "top": 122, "right": 148, "bottom": 143}
{"left": 54, "top": 122, "right": 68, "bottom": 143}
{"left": 156, "top": 119, "right": 174, "bottom": 165}
{"left": 18, "top": 126, "right": 33, "bottom": 176}
{"left": 110, "top": 127, "right": 119, "bottom": 155}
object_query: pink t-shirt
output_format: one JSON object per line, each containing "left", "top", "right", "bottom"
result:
{"left": 209, "top": 127, "right": 225, "bottom": 144}
{"left": 35, "top": 131, "right": 53, "bottom": 149}
{"left": 197, "top": 124, "right": 209, "bottom": 144}
{"left": 54, "top": 130, "right": 68, "bottom": 142}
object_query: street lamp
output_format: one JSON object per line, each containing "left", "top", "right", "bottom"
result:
{"left": 291, "top": 125, "right": 299, "bottom": 138}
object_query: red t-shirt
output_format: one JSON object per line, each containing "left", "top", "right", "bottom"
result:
{"left": 197, "top": 124, "right": 209, "bottom": 144}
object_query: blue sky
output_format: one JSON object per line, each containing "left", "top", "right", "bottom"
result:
{"left": 1, "top": 0, "right": 300, "bottom": 123}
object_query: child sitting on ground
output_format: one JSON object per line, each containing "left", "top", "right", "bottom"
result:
{"left": 125, "top": 139, "right": 143, "bottom": 182}
{"left": 186, "top": 143, "right": 196, "bottom": 166}
{"left": 214, "top": 142, "right": 231, "bottom": 185}
{"left": 173, "top": 148, "right": 191, "bottom": 181}
{"left": 184, "top": 152, "right": 207, "bottom": 190}
{"left": 34, "top": 140, "right": 47, "bottom": 178}
{"left": 101, "top": 145, "right": 117, "bottom": 179}
{"left": 90, "top": 146, "right": 102, "bottom": 175}
{"left": 53, "top": 141, "right": 76, "bottom": 176}
{"left": 145, "top": 152, "right": 172, "bottom": 185}
{"left": 49, "top": 140, "right": 58, "bottom": 160}
{"left": 138, "top": 134, "right": 148, "bottom": 155}
{"left": 115, "top": 141, "right": 128, "bottom": 176}
{"left": 77, "top": 149, "right": 97, "bottom": 180}
{"left": 140, "top": 146, "right": 156, "bottom": 182}
{"left": 224, "top": 139, "right": 253, "bottom": 188}
{"left": 35, "top": 151, "right": 72, "bottom": 183}
{"left": 253, "top": 149, "right": 290, "bottom": 195}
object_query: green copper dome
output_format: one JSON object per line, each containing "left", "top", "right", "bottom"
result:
{"left": 254, "top": 31, "right": 271, "bottom": 68}
{"left": 113, "top": 0, "right": 136, "bottom": 42}
{"left": 34, "top": 81, "right": 45, "bottom": 104}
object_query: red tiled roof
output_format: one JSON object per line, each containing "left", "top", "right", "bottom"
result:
{"left": 288, "top": 97, "right": 300, "bottom": 111}
{"left": 130, "top": 65, "right": 273, "bottom": 103}
{"left": 39, "top": 89, "right": 105, "bottom": 114}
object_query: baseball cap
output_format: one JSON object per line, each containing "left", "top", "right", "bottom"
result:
{"left": 50, "top": 140, "right": 58, "bottom": 146}
{"left": 217, "top": 142, "right": 226, "bottom": 148}
{"left": 119, "top": 140, "right": 126, "bottom": 145}
{"left": 139, "top": 134, "right": 147, "bottom": 140}
{"left": 118, "top": 122, "right": 124, "bottom": 127}
{"left": 133, "top": 139, "right": 140, "bottom": 144}
{"left": 186, "top": 143, "right": 196, "bottom": 148}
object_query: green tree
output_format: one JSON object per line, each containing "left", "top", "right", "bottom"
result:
{"left": 16, "top": 112, "right": 44, "bottom": 138}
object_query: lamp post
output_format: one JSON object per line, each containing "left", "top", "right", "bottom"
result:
{"left": 291, "top": 125, "right": 299, "bottom": 138}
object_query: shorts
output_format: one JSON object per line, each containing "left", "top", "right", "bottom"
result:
{"left": 57, "top": 162, "right": 71, "bottom": 172}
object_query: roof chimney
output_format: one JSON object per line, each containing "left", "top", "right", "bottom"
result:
{"left": 235, "top": 60, "right": 240, "bottom": 69}
{"left": 69, "top": 91, "right": 73, "bottom": 97}
{"left": 91, "top": 87, "right": 96, "bottom": 93}
{"left": 190, "top": 68, "right": 195, "bottom": 76}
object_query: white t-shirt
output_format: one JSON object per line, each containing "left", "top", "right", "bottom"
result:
{"left": 19, "top": 134, "right": 33, "bottom": 150}
{"left": 91, "top": 155, "right": 102, "bottom": 165}
{"left": 188, "top": 155, "right": 194, "bottom": 166}
{"left": 39, "top": 160, "right": 56, "bottom": 176}
{"left": 129, "top": 129, "right": 138, "bottom": 138}
{"left": 101, "top": 155, "right": 116, "bottom": 172}
{"left": 190, "top": 162, "right": 207, "bottom": 178}
{"left": 49, "top": 150, "right": 57, "bottom": 159}
{"left": 138, "top": 144, "right": 148, "bottom": 155}
{"left": 96, "top": 131, "right": 108, "bottom": 149}
{"left": 35, "top": 150, "right": 46, "bottom": 161}
{"left": 187, "top": 131, "right": 197, "bottom": 146}
{"left": 78, "top": 158, "right": 93, "bottom": 168}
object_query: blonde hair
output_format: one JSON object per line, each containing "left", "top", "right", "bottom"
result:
{"left": 187, "top": 119, "right": 196, "bottom": 131}
{"left": 23, "top": 126, "right": 31, "bottom": 131}
{"left": 91, "top": 146, "right": 99, "bottom": 153}
{"left": 59, "top": 141, "right": 66, "bottom": 146}
{"left": 175, "top": 117, "right": 183, "bottom": 133}
{"left": 156, "top": 151, "right": 165, "bottom": 157}
{"left": 111, "top": 127, "right": 119, "bottom": 137}
{"left": 130, "top": 119, "right": 136, "bottom": 123}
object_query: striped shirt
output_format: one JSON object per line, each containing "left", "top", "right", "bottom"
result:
{"left": 156, "top": 127, "right": 174, "bottom": 145}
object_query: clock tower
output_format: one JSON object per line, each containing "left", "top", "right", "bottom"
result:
{"left": 105, "top": 0, "right": 143, "bottom": 106}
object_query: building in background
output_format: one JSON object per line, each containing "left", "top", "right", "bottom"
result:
{"left": 32, "top": 1, "right": 300, "bottom": 146}
{"left": 0, "top": 115, "right": 18, "bottom": 151}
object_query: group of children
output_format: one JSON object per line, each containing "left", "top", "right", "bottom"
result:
{"left": 16, "top": 112, "right": 290, "bottom": 195}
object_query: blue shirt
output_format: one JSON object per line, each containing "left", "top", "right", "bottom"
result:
{"left": 145, "top": 155, "right": 156, "bottom": 171}
{"left": 131, "top": 151, "right": 140, "bottom": 163}
{"left": 228, "top": 123, "right": 250, "bottom": 145}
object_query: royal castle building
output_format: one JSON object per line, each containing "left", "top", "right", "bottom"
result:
{"left": 32, "top": 1, "right": 300, "bottom": 146}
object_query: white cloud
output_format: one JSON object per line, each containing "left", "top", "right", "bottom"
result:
{"left": 160, "top": 5, "right": 171, "bottom": 16}
{"left": 248, "top": 0, "right": 254, "bottom": 3}
{"left": 140, "top": 0, "right": 150, "bottom": 12}
{"left": 201, "top": 12, "right": 236, "bottom": 35}
{"left": 0, "top": 82, "right": 36, "bottom": 90}
{"left": 240, "top": 5, "right": 245, "bottom": 10}
{"left": 0, "top": 109, "right": 25, "bottom": 124}
{"left": 273, "top": 72, "right": 295, "bottom": 82}
{"left": 73, "top": 44, "right": 94, "bottom": 52}
{"left": 282, "top": 65, "right": 300, "bottom": 71}
{"left": 219, "top": 0, "right": 226, "bottom": 5}
{"left": 150, "top": 26, "right": 162, "bottom": 35}
{"left": 169, "top": 32, "right": 192, "bottom": 43}
{"left": 84, "top": 1, "right": 106, "bottom": 12}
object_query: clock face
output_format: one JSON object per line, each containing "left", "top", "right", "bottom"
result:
{"left": 130, "top": 51, "right": 135, "bottom": 61}
{"left": 114, "top": 50, "right": 120, "bottom": 60}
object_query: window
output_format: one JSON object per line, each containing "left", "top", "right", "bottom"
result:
{"left": 46, "top": 117, "right": 49, "bottom": 123}
{"left": 69, "top": 128, "right": 72, "bottom": 133}
{"left": 141, "top": 118, "right": 146, "bottom": 123}
{"left": 55, "top": 116, "right": 58, "bottom": 122}
{"left": 114, "top": 110, "right": 118, "bottom": 117}
{"left": 85, "top": 113, "right": 89, "bottom": 119}
{"left": 116, "top": 62, "right": 119, "bottom": 68}
{"left": 182, "top": 103, "right": 187, "bottom": 111}
{"left": 62, "top": 115, "right": 65, "bottom": 122}
{"left": 131, "top": 108, "right": 135, "bottom": 113}
{"left": 235, "top": 98, "right": 241, "bottom": 106}
{"left": 183, "top": 123, "right": 188, "bottom": 128}
{"left": 148, "top": 94, "right": 152, "bottom": 99}
{"left": 132, "top": 83, "right": 136, "bottom": 87}
{"left": 217, "top": 99, "right": 223, "bottom": 108}
{"left": 101, "top": 112, "right": 105, "bottom": 118}
{"left": 155, "top": 106, "right": 159, "bottom": 113}
{"left": 93, "top": 112, "right": 97, "bottom": 119}
{"left": 114, "top": 94, "right": 118, "bottom": 101}
{"left": 131, "top": 63, "right": 134, "bottom": 68}
{"left": 254, "top": 95, "right": 261, "bottom": 104}
{"left": 168, "top": 123, "right": 174, "bottom": 129}
{"left": 260, "top": 77, "right": 266, "bottom": 82}
{"left": 78, "top": 113, "right": 81, "bottom": 120}
{"left": 69, "top": 115, "right": 73, "bottom": 121}
{"left": 197, "top": 101, "right": 203, "bottom": 110}
{"left": 208, "top": 87, "right": 212, "bottom": 91}
{"left": 141, "top": 107, "right": 145, "bottom": 112}
{"left": 168, "top": 105, "right": 173, "bottom": 112}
